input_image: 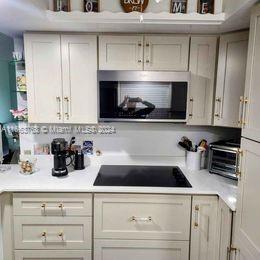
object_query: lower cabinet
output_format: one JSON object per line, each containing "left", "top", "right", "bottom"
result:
{"left": 190, "top": 196, "right": 219, "bottom": 260}
{"left": 217, "top": 199, "right": 233, "bottom": 260}
{"left": 9, "top": 193, "right": 236, "bottom": 260}
{"left": 233, "top": 138, "right": 260, "bottom": 259}
{"left": 14, "top": 250, "right": 91, "bottom": 260}
{"left": 94, "top": 194, "right": 191, "bottom": 240}
{"left": 13, "top": 216, "right": 92, "bottom": 250}
{"left": 94, "top": 240, "right": 189, "bottom": 260}
{"left": 94, "top": 194, "right": 191, "bottom": 260}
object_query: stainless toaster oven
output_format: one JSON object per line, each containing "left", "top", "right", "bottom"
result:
{"left": 209, "top": 140, "right": 241, "bottom": 180}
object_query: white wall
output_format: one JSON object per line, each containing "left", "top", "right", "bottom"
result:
{"left": 223, "top": 0, "right": 258, "bottom": 17}
{"left": 19, "top": 123, "right": 240, "bottom": 158}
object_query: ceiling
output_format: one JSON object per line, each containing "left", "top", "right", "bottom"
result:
{"left": 0, "top": 0, "right": 258, "bottom": 38}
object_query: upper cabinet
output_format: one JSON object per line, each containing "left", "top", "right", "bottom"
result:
{"left": 61, "top": 35, "right": 98, "bottom": 124}
{"left": 24, "top": 34, "right": 63, "bottom": 123}
{"left": 99, "top": 35, "right": 189, "bottom": 71}
{"left": 143, "top": 35, "right": 189, "bottom": 71}
{"left": 214, "top": 31, "right": 249, "bottom": 128}
{"left": 24, "top": 33, "right": 98, "bottom": 124}
{"left": 187, "top": 36, "right": 217, "bottom": 125}
{"left": 99, "top": 35, "right": 143, "bottom": 71}
{"left": 242, "top": 4, "right": 260, "bottom": 142}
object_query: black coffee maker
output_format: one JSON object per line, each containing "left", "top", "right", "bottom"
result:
{"left": 51, "top": 138, "right": 68, "bottom": 177}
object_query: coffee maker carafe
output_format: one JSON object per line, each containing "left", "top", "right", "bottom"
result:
{"left": 51, "top": 138, "right": 68, "bottom": 177}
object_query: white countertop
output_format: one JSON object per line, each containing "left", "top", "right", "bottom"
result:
{"left": 0, "top": 157, "right": 237, "bottom": 211}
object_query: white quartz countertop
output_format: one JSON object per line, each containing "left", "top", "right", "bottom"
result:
{"left": 0, "top": 161, "right": 237, "bottom": 211}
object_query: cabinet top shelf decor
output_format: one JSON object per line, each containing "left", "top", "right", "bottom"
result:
{"left": 121, "top": 0, "right": 149, "bottom": 13}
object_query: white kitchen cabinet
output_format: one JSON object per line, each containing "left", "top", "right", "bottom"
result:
{"left": 14, "top": 216, "right": 92, "bottom": 250}
{"left": 15, "top": 250, "right": 91, "bottom": 260}
{"left": 13, "top": 193, "right": 92, "bottom": 216}
{"left": 144, "top": 35, "right": 189, "bottom": 71}
{"left": 24, "top": 33, "right": 98, "bottom": 124}
{"left": 99, "top": 35, "right": 144, "bottom": 70}
{"left": 94, "top": 240, "right": 189, "bottom": 260}
{"left": 242, "top": 5, "right": 260, "bottom": 141}
{"left": 214, "top": 31, "right": 249, "bottom": 128}
{"left": 1, "top": 193, "right": 13, "bottom": 260}
{"left": 190, "top": 196, "right": 219, "bottom": 260}
{"left": 188, "top": 36, "right": 217, "bottom": 125}
{"left": 233, "top": 138, "right": 260, "bottom": 260}
{"left": 216, "top": 198, "right": 233, "bottom": 260}
{"left": 61, "top": 35, "right": 97, "bottom": 124}
{"left": 24, "top": 34, "right": 63, "bottom": 123}
{"left": 94, "top": 194, "right": 191, "bottom": 241}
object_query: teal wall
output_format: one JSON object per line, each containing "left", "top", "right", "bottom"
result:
{"left": 0, "top": 33, "right": 14, "bottom": 123}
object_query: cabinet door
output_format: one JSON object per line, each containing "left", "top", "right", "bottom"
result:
{"left": 216, "top": 199, "right": 233, "bottom": 260}
{"left": 144, "top": 35, "right": 189, "bottom": 71}
{"left": 190, "top": 196, "right": 219, "bottom": 260}
{"left": 13, "top": 193, "right": 92, "bottom": 216}
{"left": 14, "top": 216, "right": 92, "bottom": 250}
{"left": 188, "top": 36, "right": 217, "bottom": 125}
{"left": 94, "top": 194, "right": 191, "bottom": 240}
{"left": 242, "top": 5, "right": 260, "bottom": 141}
{"left": 24, "top": 33, "right": 63, "bottom": 123}
{"left": 214, "top": 31, "right": 249, "bottom": 128}
{"left": 15, "top": 250, "right": 91, "bottom": 260}
{"left": 99, "top": 35, "right": 143, "bottom": 70}
{"left": 61, "top": 35, "right": 98, "bottom": 124}
{"left": 94, "top": 240, "right": 189, "bottom": 260}
{"left": 234, "top": 138, "right": 260, "bottom": 260}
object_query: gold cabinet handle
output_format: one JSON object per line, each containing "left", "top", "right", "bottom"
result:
{"left": 194, "top": 205, "right": 199, "bottom": 227}
{"left": 145, "top": 42, "right": 151, "bottom": 64}
{"left": 238, "top": 96, "right": 244, "bottom": 127}
{"left": 228, "top": 246, "right": 240, "bottom": 259}
{"left": 215, "top": 97, "right": 222, "bottom": 118}
{"left": 189, "top": 98, "right": 194, "bottom": 117}
{"left": 58, "top": 231, "right": 64, "bottom": 241}
{"left": 41, "top": 231, "right": 65, "bottom": 242}
{"left": 242, "top": 97, "right": 249, "bottom": 128}
{"left": 64, "top": 97, "right": 69, "bottom": 120}
{"left": 40, "top": 203, "right": 64, "bottom": 215}
{"left": 137, "top": 41, "right": 143, "bottom": 64}
{"left": 236, "top": 149, "right": 243, "bottom": 180}
{"left": 41, "top": 203, "right": 46, "bottom": 214}
{"left": 56, "top": 97, "right": 61, "bottom": 120}
{"left": 58, "top": 203, "right": 64, "bottom": 214}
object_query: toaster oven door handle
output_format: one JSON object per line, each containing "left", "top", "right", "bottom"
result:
{"left": 210, "top": 147, "right": 238, "bottom": 154}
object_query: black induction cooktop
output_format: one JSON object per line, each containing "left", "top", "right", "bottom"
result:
{"left": 94, "top": 165, "right": 192, "bottom": 188}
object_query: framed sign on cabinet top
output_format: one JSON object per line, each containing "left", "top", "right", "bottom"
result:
{"left": 198, "top": 0, "right": 214, "bottom": 14}
{"left": 120, "top": 0, "right": 149, "bottom": 13}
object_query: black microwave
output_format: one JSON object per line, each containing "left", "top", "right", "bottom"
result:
{"left": 98, "top": 71, "right": 190, "bottom": 122}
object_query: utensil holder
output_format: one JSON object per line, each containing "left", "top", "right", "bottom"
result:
{"left": 186, "top": 151, "right": 202, "bottom": 171}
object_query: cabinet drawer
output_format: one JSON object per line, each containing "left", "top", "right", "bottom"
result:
{"left": 14, "top": 216, "right": 92, "bottom": 250}
{"left": 15, "top": 250, "right": 91, "bottom": 260}
{"left": 94, "top": 239, "right": 189, "bottom": 260}
{"left": 94, "top": 194, "right": 191, "bottom": 240}
{"left": 13, "top": 193, "right": 92, "bottom": 216}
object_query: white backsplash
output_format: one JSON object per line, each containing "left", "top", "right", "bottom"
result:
{"left": 19, "top": 122, "right": 240, "bottom": 158}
